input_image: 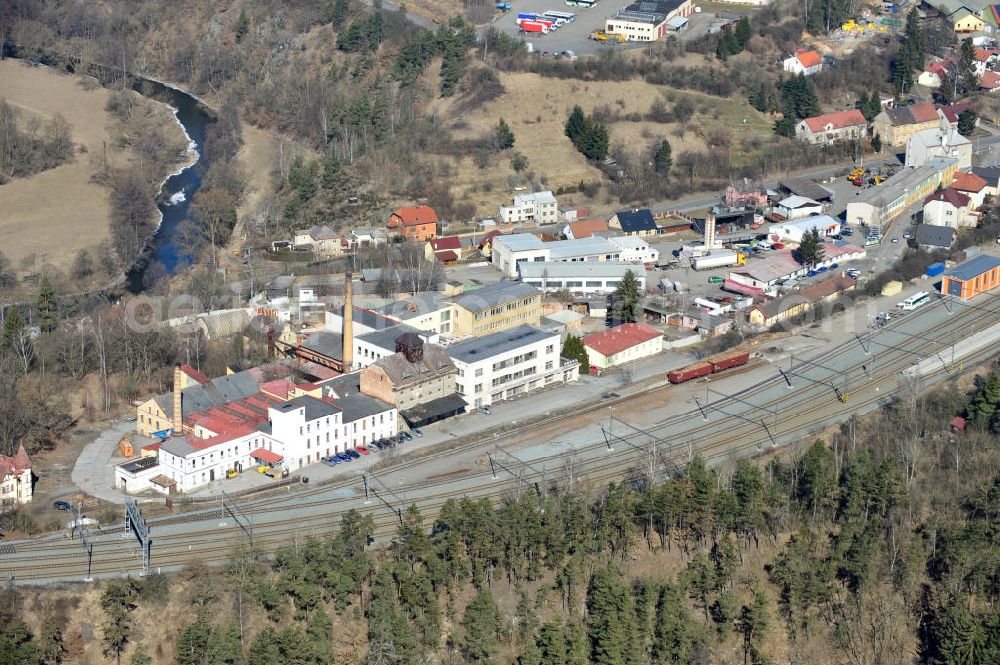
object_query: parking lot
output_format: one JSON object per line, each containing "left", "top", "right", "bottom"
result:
{"left": 487, "top": 1, "right": 717, "bottom": 55}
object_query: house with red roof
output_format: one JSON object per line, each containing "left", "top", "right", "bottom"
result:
{"left": 388, "top": 204, "right": 438, "bottom": 241}
{"left": 923, "top": 187, "right": 976, "bottom": 228}
{"left": 425, "top": 235, "right": 463, "bottom": 264}
{"left": 582, "top": 323, "right": 663, "bottom": 370}
{"left": 940, "top": 101, "right": 978, "bottom": 130}
{"left": 950, "top": 171, "right": 990, "bottom": 208}
{"left": 0, "top": 443, "right": 32, "bottom": 505}
{"left": 873, "top": 101, "right": 945, "bottom": 146}
{"left": 795, "top": 109, "right": 868, "bottom": 145}
{"left": 980, "top": 70, "right": 1000, "bottom": 92}
{"left": 918, "top": 59, "right": 954, "bottom": 89}
{"left": 782, "top": 48, "right": 824, "bottom": 76}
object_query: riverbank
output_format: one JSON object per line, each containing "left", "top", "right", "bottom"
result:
{"left": 0, "top": 59, "right": 189, "bottom": 277}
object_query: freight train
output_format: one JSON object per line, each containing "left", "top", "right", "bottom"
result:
{"left": 667, "top": 350, "right": 751, "bottom": 384}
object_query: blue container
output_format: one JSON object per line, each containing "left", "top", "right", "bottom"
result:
{"left": 926, "top": 262, "right": 945, "bottom": 277}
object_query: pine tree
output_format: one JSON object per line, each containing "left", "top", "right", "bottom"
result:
{"left": 462, "top": 589, "right": 500, "bottom": 664}
{"left": 100, "top": 582, "right": 139, "bottom": 665}
{"left": 0, "top": 250, "right": 15, "bottom": 289}
{"left": 970, "top": 370, "right": 1000, "bottom": 433}
{"left": 36, "top": 276, "right": 57, "bottom": 333}
{"left": 610, "top": 269, "right": 642, "bottom": 324}
{"left": 39, "top": 616, "right": 65, "bottom": 665}
{"left": 537, "top": 621, "right": 568, "bottom": 665}
{"left": 493, "top": 118, "right": 515, "bottom": 152}
{"left": 234, "top": 9, "right": 249, "bottom": 42}
{"left": 734, "top": 17, "right": 751, "bottom": 50}
{"left": 958, "top": 109, "right": 978, "bottom": 136}
{"left": 653, "top": 584, "right": 693, "bottom": 664}
{"left": 586, "top": 567, "right": 634, "bottom": 665}
{"left": 653, "top": 138, "right": 672, "bottom": 175}
{"left": 175, "top": 620, "right": 211, "bottom": 665}
{"left": 960, "top": 39, "right": 979, "bottom": 94}
{"left": 130, "top": 646, "right": 152, "bottom": 665}
{"left": 872, "top": 132, "right": 882, "bottom": 153}
{"left": 905, "top": 9, "right": 926, "bottom": 67}
{"left": 565, "top": 106, "right": 586, "bottom": 144}
{"left": 396, "top": 505, "right": 429, "bottom": 569}
{"left": 796, "top": 228, "right": 825, "bottom": 266}
{"left": 741, "top": 593, "right": 770, "bottom": 665}
{"left": 205, "top": 623, "right": 242, "bottom": 665}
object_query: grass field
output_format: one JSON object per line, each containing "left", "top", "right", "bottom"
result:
{"left": 435, "top": 71, "right": 773, "bottom": 217}
{"left": 0, "top": 59, "right": 184, "bottom": 273}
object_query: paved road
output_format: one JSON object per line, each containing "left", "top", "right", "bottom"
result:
{"left": 5, "top": 287, "right": 998, "bottom": 583}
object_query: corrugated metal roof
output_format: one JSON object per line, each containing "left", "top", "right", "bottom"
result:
{"left": 945, "top": 254, "right": 1000, "bottom": 281}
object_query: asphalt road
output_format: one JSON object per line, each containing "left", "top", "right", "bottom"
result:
{"left": 4, "top": 290, "right": 999, "bottom": 584}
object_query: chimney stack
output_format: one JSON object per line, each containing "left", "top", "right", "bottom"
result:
{"left": 705, "top": 214, "right": 717, "bottom": 250}
{"left": 342, "top": 272, "right": 354, "bottom": 371}
{"left": 172, "top": 363, "right": 183, "bottom": 435}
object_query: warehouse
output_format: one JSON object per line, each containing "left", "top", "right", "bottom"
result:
{"left": 768, "top": 215, "right": 841, "bottom": 243}
{"left": 605, "top": 0, "right": 694, "bottom": 42}
{"left": 491, "top": 233, "right": 622, "bottom": 278}
{"left": 845, "top": 158, "right": 958, "bottom": 228}
{"left": 583, "top": 323, "right": 664, "bottom": 370}
{"left": 518, "top": 262, "right": 647, "bottom": 294}
{"left": 941, "top": 254, "right": 1000, "bottom": 300}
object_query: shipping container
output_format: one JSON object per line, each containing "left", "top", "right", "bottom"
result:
{"left": 519, "top": 20, "right": 549, "bottom": 32}
{"left": 668, "top": 361, "right": 714, "bottom": 384}
{"left": 517, "top": 12, "right": 538, "bottom": 19}
{"left": 709, "top": 350, "right": 750, "bottom": 372}
{"left": 926, "top": 262, "right": 945, "bottom": 277}
{"left": 692, "top": 250, "right": 739, "bottom": 270}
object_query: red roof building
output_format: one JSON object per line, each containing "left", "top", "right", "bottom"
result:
{"left": 925, "top": 188, "right": 970, "bottom": 209}
{"left": 795, "top": 49, "right": 822, "bottom": 69}
{"left": 980, "top": 71, "right": 1000, "bottom": 92}
{"left": 940, "top": 101, "right": 975, "bottom": 125}
{"left": 802, "top": 109, "right": 867, "bottom": 133}
{"left": 951, "top": 172, "right": 988, "bottom": 194}
{"left": 0, "top": 443, "right": 32, "bottom": 505}
{"left": 582, "top": 323, "right": 664, "bottom": 369}
{"left": 389, "top": 205, "right": 438, "bottom": 241}
{"left": 797, "top": 109, "right": 868, "bottom": 146}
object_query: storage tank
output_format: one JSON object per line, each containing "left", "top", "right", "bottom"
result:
{"left": 881, "top": 280, "right": 902, "bottom": 297}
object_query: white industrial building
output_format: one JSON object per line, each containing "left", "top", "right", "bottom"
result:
{"left": 375, "top": 293, "right": 454, "bottom": 334}
{"left": 499, "top": 191, "right": 559, "bottom": 225}
{"left": 354, "top": 324, "right": 440, "bottom": 369}
{"left": 116, "top": 389, "right": 397, "bottom": 494}
{"left": 518, "top": 261, "right": 647, "bottom": 294}
{"left": 447, "top": 325, "right": 579, "bottom": 408}
{"left": 767, "top": 215, "right": 841, "bottom": 243}
{"left": 491, "top": 233, "right": 623, "bottom": 278}
{"left": 608, "top": 235, "right": 659, "bottom": 264}
{"left": 773, "top": 195, "right": 823, "bottom": 220}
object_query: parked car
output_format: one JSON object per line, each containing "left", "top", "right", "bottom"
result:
{"left": 323, "top": 456, "right": 342, "bottom": 466}
{"left": 772, "top": 242, "right": 785, "bottom": 249}
{"left": 399, "top": 431, "right": 413, "bottom": 442}
{"left": 891, "top": 236, "right": 898, "bottom": 243}
{"left": 847, "top": 269, "right": 861, "bottom": 278}
{"left": 335, "top": 452, "right": 353, "bottom": 462}
{"left": 817, "top": 266, "right": 828, "bottom": 273}
{"left": 841, "top": 229, "right": 853, "bottom": 236}
{"left": 411, "top": 428, "right": 423, "bottom": 438}
{"left": 828, "top": 263, "right": 838, "bottom": 270}
{"left": 903, "top": 230, "right": 912, "bottom": 239}
{"left": 344, "top": 449, "right": 361, "bottom": 460}
{"left": 478, "top": 406, "right": 492, "bottom": 415}
{"left": 708, "top": 276, "right": 724, "bottom": 284}
{"left": 54, "top": 500, "right": 72, "bottom": 512}
{"left": 807, "top": 270, "right": 818, "bottom": 277}
{"left": 356, "top": 446, "right": 371, "bottom": 456}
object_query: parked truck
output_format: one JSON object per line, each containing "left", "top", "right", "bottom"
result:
{"left": 691, "top": 250, "right": 745, "bottom": 270}
{"left": 590, "top": 30, "right": 626, "bottom": 42}
{"left": 496, "top": 2, "right": 512, "bottom": 9}
{"left": 520, "top": 20, "right": 550, "bottom": 33}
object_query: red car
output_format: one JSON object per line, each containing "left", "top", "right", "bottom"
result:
{"left": 355, "top": 446, "right": 371, "bottom": 456}
{"left": 772, "top": 242, "right": 785, "bottom": 249}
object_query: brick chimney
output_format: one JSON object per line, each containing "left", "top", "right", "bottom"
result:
{"left": 172, "top": 363, "right": 183, "bottom": 434}
{"left": 343, "top": 272, "right": 354, "bottom": 371}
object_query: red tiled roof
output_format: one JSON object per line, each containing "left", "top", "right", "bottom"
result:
{"left": 926, "top": 60, "right": 953, "bottom": 77}
{"left": 434, "top": 250, "right": 459, "bottom": 262}
{"left": 390, "top": 205, "right": 438, "bottom": 227}
{"left": 803, "top": 109, "right": 867, "bottom": 133}
{"left": 180, "top": 364, "right": 210, "bottom": 385}
{"left": 909, "top": 102, "right": 941, "bottom": 123}
{"left": 583, "top": 323, "right": 662, "bottom": 357}
{"left": 925, "top": 188, "right": 970, "bottom": 208}
{"left": 430, "top": 235, "right": 462, "bottom": 251}
{"left": 951, "top": 172, "right": 989, "bottom": 193}
{"left": 796, "top": 49, "right": 822, "bottom": 68}
{"left": 940, "top": 101, "right": 973, "bottom": 124}
{"left": 250, "top": 448, "right": 283, "bottom": 464}
{"left": 567, "top": 219, "right": 610, "bottom": 238}
{"left": 980, "top": 71, "right": 1000, "bottom": 90}
{"left": 0, "top": 443, "right": 31, "bottom": 478}
{"left": 800, "top": 274, "right": 856, "bottom": 302}
{"left": 142, "top": 442, "right": 163, "bottom": 453}
{"left": 478, "top": 230, "right": 504, "bottom": 248}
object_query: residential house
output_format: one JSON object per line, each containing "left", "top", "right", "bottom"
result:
{"left": 563, "top": 219, "right": 609, "bottom": 239}
{"left": 954, "top": 10, "right": 984, "bottom": 32}
{"left": 979, "top": 70, "right": 1000, "bottom": 91}
{"left": 940, "top": 101, "right": 979, "bottom": 130}
{"left": 559, "top": 205, "right": 590, "bottom": 222}
{"left": 795, "top": 109, "right": 868, "bottom": 145}
{"left": 923, "top": 188, "right": 976, "bottom": 228}
{"left": 950, "top": 171, "right": 990, "bottom": 208}
{"left": 873, "top": 102, "right": 943, "bottom": 146}
{"left": 774, "top": 195, "right": 823, "bottom": 220}
{"left": 0, "top": 443, "right": 32, "bottom": 505}
{"left": 450, "top": 281, "right": 543, "bottom": 335}
{"left": 904, "top": 119, "right": 972, "bottom": 169}
{"left": 972, "top": 165, "right": 1000, "bottom": 195}
{"left": 608, "top": 209, "right": 658, "bottom": 237}
{"left": 677, "top": 310, "right": 734, "bottom": 337}
{"left": 350, "top": 227, "right": 388, "bottom": 249}
{"left": 782, "top": 48, "right": 823, "bottom": 76}
{"left": 973, "top": 47, "right": 999, "bottom": 75}
{"left": 388, "top": 205, "right": 438, "bottom": 241}
{"left": 293, "top": 225, "right": 347, "bottom": 257}
{"left": 359, "top": 334, "right": 464, "bottom": 427}
{"left": 448, "top": 325, "right": 578, "bottom": 408}
{"left": 499, "top": 191, "right": 559, "bottom": 225}
{"left": 914, "top": 223, "right": 956, "bottom": 250}
{"left": 582, "top": 323, "right": 663, "bottom": 370}
{"left": 425, "top": 236, "right": 463, "bottom": 264}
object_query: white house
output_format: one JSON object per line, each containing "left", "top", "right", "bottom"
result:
{"left": 294, "top": 225, "right": 347, "bottom": 257}
{"left": 795, "top": 109, "right": 868, "bottom": 145}
{"left": 922, "top": 188, "right": 977, "bottom": 228}
{"left": 774, "top": 195, "right": 823, "bottom": 220}
{"left": 904, "top": 120, "right": 972, "bottom": 170}
{"left": 607, "top": 235, "right": 659, "bottom": 264}
{"left": 950, "top": 171, "right": 990, "bottom": 209}
{"left": 499, "top": 191, "right": 559, "bottom": 225}
{"left": 518, "top": 261, "right": 647, "bottom": 294}
{"left": 447, "top": 325, "right": 578, "bottom": 408}
{"left": 350, "top": 227, "right": 389, "bottom": 249}
{"left": 767, "top": 215, "right": 841, "bottom": 243}
{"left": 582, "top": 323, "right": 663, "bottom": 370}
{"left": 0, "top": 444, "right": 32, "bottom": 506}
{"left": 375, "top": 293, "right": 455, "bottom": 334}
{"left": 782, "top": 49, "right": 823, "bottom": 76}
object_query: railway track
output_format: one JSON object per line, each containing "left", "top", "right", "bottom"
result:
{"left": 4, "top": 297, "right": 999, "bottom": 583}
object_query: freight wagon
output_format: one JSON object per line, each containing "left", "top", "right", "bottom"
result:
{"left": 668, "top": 350, "right": 750, "bottom": 384}
{"left": 668, "top": 361, "right": 713, "bottom": 384}
{"left": 709, "top": 350, "right": 750, "bottom": 372}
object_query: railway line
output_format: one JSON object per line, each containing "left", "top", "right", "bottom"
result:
{"left": 3, "top": 295, "right": 999, "bottom": 583}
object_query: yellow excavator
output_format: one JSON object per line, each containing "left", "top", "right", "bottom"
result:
{"left": 591, "top": 30, "right": 626, "bottom": 43}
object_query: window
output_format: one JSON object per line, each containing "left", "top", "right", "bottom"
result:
{"left": 475, "top": 368, "right": 483, "bottom": 377}
{"left": 546, "top": 344, "right": 554, "bottom": 354}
